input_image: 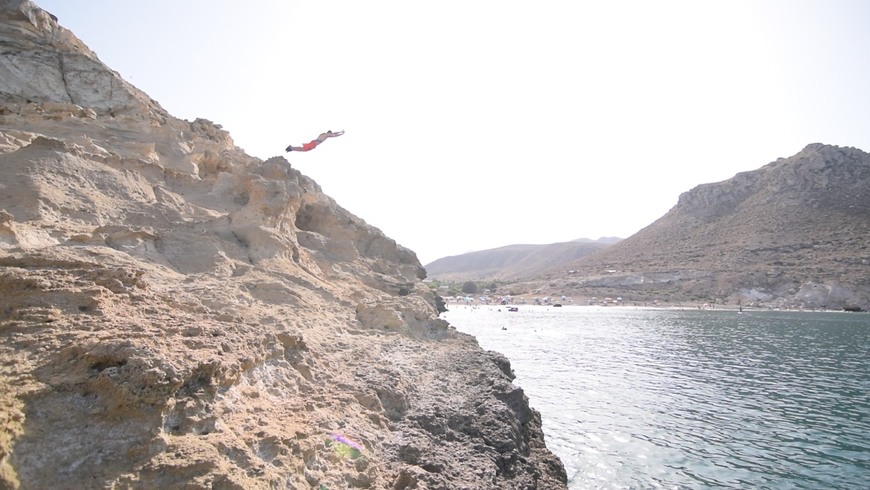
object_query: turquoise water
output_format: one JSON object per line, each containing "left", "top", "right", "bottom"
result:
{"left": 442, "top": 305, "right": 870, "bottom": 489}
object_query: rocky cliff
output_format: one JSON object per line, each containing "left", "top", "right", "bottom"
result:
{"left": 0, "top": 1, "right": 566, "bottom": 488}
{"left": 532, "top": 143, "right": 870, "bottom": 310}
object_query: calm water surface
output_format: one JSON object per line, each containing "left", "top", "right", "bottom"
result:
{"left": 442, "top": 305, "right": 870, "bottom": 489}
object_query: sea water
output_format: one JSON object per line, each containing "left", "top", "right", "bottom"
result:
{"left": 442, "top": 305, "right": 870, "bottom": 489}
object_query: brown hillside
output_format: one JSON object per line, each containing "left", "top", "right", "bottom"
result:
{"left": 521, "top": 143, "right": 870, "bottom": 309}
{"left": 425, "top": 240, "right": 614, "bottom": 281}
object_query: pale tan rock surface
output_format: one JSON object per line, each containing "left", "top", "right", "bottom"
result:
{"left": 0, "top": 1, "right": 567, "bottom": 488}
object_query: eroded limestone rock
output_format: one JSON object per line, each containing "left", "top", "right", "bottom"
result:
{"left": 0, "top": 1, "right": 567, "bottom": 488}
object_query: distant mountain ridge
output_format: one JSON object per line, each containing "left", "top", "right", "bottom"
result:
{"left": 537, "top": 143, "right": 869, "bottom": 309}
{"left": 424, "top": 238, "right": 621, "bottom": 281}
{"left": 429, "top": 144, "right": 870, "bottom": 310}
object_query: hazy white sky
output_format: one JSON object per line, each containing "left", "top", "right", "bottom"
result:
{"left": 37, "top": 0, "right": 870, "bottom": 264}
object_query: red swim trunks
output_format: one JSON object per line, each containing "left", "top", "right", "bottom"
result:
{"left": 302, "top": 140, "right": 318, "bottom": 151}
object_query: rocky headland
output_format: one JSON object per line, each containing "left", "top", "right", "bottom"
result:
{"left": 0, "top": 1, "right": 566, "bottom": 488}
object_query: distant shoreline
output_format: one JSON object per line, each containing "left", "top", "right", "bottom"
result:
{"left": 443, "top": 301, "right": 863, "bottom": 314}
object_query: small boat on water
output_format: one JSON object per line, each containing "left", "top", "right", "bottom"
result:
{"left": 507, "top": 306, "right": 519, "bottom": 312}
{"left": 552, "top": 303, "right": 563, "bottom": 307}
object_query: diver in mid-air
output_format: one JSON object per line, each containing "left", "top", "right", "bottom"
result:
{"left": 285, "top": 130, "right": 345, "bottom": 152}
